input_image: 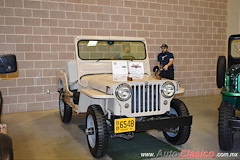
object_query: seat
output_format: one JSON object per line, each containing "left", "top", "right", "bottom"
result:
{"left": 66, "top": 61, "right": 78, "bottom": 91}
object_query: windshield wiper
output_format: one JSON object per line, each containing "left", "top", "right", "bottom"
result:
{"left": 96, "top": 59, "right": 111, "bottom": 62}
{"left": 234, "top": 45, "right": 240, "bottom": 52}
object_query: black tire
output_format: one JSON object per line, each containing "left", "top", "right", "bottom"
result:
{"left": 218, "top": 101, "right": 234, "bottom": 151}
{"left": 0, "top": 133, "right": 14, "bottom": 160}
{"left": 59, "top": 90, "right": 72, "bottom": 123}
{"left": 217, "top": 56, "right": 226, "bottom": 88}
{"left": 86, "top": 105, "right": 108, "bottom": 158}
{"left": 163, "top": 98, "right": 191, "bottom": 145}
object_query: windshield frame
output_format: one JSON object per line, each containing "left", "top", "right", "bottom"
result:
{"left": 77, "top": 39, "right": 147, "bottom": 60}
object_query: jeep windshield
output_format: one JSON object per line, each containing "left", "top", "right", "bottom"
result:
{"left": 77, "top": 40, "right": 146, "bottom": 60}
{"left": 231, "top": 39, "right": 240, "bottom": 58}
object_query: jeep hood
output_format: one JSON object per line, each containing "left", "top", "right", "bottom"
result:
{"left": 80, "top": 74, "right": 164, "bottom": 94}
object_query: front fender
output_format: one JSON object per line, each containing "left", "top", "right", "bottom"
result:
{"left": 175, "top": 88, "right": 184, "bottom": 94}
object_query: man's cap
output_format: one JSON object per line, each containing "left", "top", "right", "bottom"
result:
{"left": 160, "top": 44, "right": 168, "bottom": 48}
{"left": 122, "top": 43, "right": 130, "bottom": 48}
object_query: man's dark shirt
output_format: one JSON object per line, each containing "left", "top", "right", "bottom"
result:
{"left": 157, "top": 52, "right": 174, "bottom": 72}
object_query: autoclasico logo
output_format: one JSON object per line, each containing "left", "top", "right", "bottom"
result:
{"left": 181, "top": 150, "right": 215, "bottom": 158}
{"left": 140, "top": 149, "right": 239, "bottom": 158}
{"left": 141, "top": 150, "right": 214, "bottom": 158}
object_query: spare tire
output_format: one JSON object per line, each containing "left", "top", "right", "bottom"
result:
{"left": 217, "top": 56, "right": 226, "bottom": 88}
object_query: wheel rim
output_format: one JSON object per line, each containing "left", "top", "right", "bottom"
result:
{"left": 166, "top": 108, "right": 180, "bottom": 137}
{"left": 87, "top": 115, "right": 96, "bottom": 148}
{"left": 59, "top": 92, "right": 65, "bottom": 117}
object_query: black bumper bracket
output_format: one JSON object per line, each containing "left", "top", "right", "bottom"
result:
{"left": 136, "top": 115, "right": 192, "bottom": 132}
{"left": 229, "top": 119, "right": 240, "bottom": 129}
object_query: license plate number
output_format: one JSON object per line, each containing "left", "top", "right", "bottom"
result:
{"left": 114, "top": 118, "right": 135, "bottom": 133}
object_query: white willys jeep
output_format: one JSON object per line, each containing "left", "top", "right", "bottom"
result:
{"left": 57, "top": 36, "right": 192, "bottom": 158}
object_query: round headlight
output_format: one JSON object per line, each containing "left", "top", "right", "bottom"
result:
{"left": 161, "top": 81, "right": 175, "bottom": 98}
{"left": 115, "top": 83, "right": 132, "bottom": 101}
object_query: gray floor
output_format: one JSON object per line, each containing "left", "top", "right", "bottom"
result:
{"left": 2, "top": 94, "right": 240, "bottom": 160}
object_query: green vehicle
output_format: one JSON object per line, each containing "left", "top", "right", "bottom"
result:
{"left": 217, "top": 34, "right": 240, "bottom": 151}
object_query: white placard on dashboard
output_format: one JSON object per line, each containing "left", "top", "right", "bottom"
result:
{"left": 112, "top": 61, "right": 128, "bottom": 74}
{"left": 128, "top": 62, "right": 144, "bottom": 74}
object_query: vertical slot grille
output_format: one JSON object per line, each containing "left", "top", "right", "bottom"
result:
{"left": 131, "top": 83, "right": 161, "bottom": 113}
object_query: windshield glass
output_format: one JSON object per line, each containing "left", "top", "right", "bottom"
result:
{"left": 78, "top": 40, "right": 146, "bottom": 60}
{"left": 231, "top": 39, "right": 240, "bottom": 58}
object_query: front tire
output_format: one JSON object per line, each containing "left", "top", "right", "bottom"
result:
{"left": 163, "top": 98, "right": 191, "bottom": 145}
{"left": 86, "top": 105, "right": 108, "bottom": 158}
{"left": 59, "top": 90, "right": 72, "bottom": 123}
{"left": 218, "top": 101, "right": 234, "bottom": 151}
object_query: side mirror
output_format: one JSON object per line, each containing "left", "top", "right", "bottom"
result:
{"left": 0, "top": 54, "right": 17, "bottom": 74}
{"left": 153, "top": 66, "right": 159, "bottom": 73}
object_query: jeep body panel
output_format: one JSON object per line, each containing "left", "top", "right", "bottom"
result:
{"left": 80, "top": 74, "right": 171, "bottom": 94}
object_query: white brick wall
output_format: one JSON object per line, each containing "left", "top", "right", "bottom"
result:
{"left": 0, "top": 0, "right": 227, "bottom": 113}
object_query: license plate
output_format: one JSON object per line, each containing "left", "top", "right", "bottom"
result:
{"left": 114, "top": 117, "right": 136, "bottom": 133}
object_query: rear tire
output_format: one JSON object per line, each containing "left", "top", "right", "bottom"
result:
{"left": 218, "top": 101, "right": 234, "bottom": 151}
{"left": 86, "top": 105, "right": 108, "bottom": 158}
{"left": 163, "top": 98, "right": 191, "bottom": 145}
{"left": 59, "top": 90, "right": 72, "bottom": 123}
{"left": 217, "top": 56, "right": 226, "bottom": 88}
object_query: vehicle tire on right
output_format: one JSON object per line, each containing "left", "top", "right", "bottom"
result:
{"left": 163, "top": 98, "right": 191, "bottom": 145}
{"left": 218, "top": 101, "right": 234, "bottom": 151}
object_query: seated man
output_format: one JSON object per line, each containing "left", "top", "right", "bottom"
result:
{"left": 111, "top": 43, "right": 135, "bottom": 60}
{"left": 121, "top": 43, "right": 134, "bottom": 59}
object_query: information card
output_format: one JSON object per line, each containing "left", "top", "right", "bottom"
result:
{"left": 128, "top": 62, "right": 144, "bottom": 74}
{"left": 112, "top": 61, "right": 128, "bottom": 75}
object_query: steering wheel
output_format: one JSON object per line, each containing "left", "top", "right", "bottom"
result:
{"left": 120, "top": 55, "right": 135, "bottom": 60}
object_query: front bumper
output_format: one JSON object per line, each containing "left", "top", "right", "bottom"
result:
{"left": 222, "top": 90, "right": 240, "bottom": 97}
{"left": 136, "top": 115, "right": 192, "bottom": 132}
{"left": 222, "top": 95, "right": 240, "bottom": 110}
